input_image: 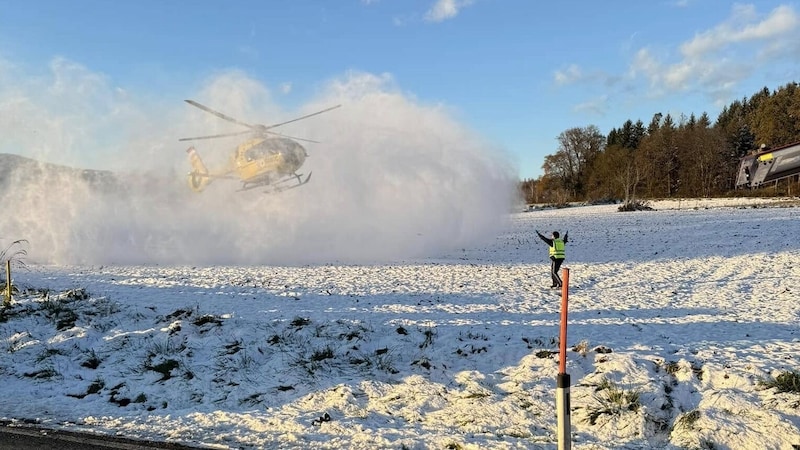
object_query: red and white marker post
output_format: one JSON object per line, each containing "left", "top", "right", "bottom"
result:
{"left": 557, "top": 267, "right": 571, "bottom": 450}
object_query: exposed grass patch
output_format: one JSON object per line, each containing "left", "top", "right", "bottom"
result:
{"left": 0, "top": 306, "right": 17, "bottom": 323}
{"left": 35, "top": 347, "right": 67, "bottom": 363}
{"left": 758, "top": 370, "right": 800, "bottom": 394}
{"left": 146, "top": 359, "right": 180, "bottom": 381}
{"left": 691, "top": 363, "right": 704, "bottom": 380}
{"left": 310, "top": 346, "right": 335, "bottom": 362}
{"left": 352, "top": 348, "right": 399, "bottom": 374}
{"left": 290, "top": 317, "right": 311, "bottom": 328}
{"left": 87, "top": 379, "right": 105, "bottom": 395}
{"left": 229, "top": 351, "right": 256, "bottom": 372}
{"left": 223, "top": 340, "right": 242, "bottom": 355}
{"left": 572, "top": 339, "right": 589, "bottom": 357}
{"left": 239, "top": 393, "right": 264, "bottom": 407}
{"left": 412, "top": 357, "right": 432, "bottom": 370}
{"left": 0, "top": 239, "right": 28, "bottom": 265}
{"left": 146, "top": 338, "right": 185, "bottom": 357}
{"left": 39, "top": 294, "right": 79, "bottom": 330}
{"left": 67, "top": 379, "right": 105, "bottom": 399}
{"left": 192, "top": 314, "right": 223, "bottom": 328}
{"left": 521, "top": 336, "right": 558, "bottom": 349}
{"left": 618, "top": 199, "right": 653, "bottom": 211}
{"left": 339, "top": 324, "right": 369, "bottom": 341}
{"left": 585, "top": 378, "right": 641, "bottom": 425}
{"left": 164, "top": 308, "right": 193, "bottom": 321}
{"left": 81, "top": 350, "right": 102, "bottom": 369}
{"left": 419, "top": 326, "right": 437, "bottom": 349}
{"left": 2, "top": 239, "right": 28, "bottom": 306}
{"left": 699, "top": 438, "right": 717, "bottom": 449}
{"left": 663, "top": 361, "right": 681, "bottom": 375}
{"left": 675, "top": 409, "right": 701, "bottom": 430}
{"left": 23, "top": 368, "right": 59, "bottom": 380}
{"left": 63, "top": 288, "right": 89, "bottom": 301}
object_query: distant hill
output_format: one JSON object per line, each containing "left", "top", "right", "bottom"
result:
{"left": 0, "top": 153, "right": 123, "bottom": 193}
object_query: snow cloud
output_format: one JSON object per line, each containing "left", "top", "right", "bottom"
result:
{"left": 0, "top": 61, "right": 516, "bottom": 266}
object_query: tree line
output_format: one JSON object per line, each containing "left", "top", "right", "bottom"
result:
{"left": 521, "top": 82, "right": 800, "bottom": 205}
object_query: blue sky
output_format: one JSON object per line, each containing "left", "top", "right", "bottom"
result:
{"left": 1, "top": 0, "right": 798, "bottom": 179}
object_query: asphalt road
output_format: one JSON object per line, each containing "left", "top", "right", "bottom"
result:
{"left": 0, "top": 423, "right": 204, "bottom": 450}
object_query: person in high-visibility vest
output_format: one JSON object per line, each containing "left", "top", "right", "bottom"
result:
{"left": 535, "top": 230, "right": 568, "bottom": 288}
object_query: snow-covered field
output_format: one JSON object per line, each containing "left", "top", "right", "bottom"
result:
{"left": 1, "top": 198, "right": 798, "bottom": 449}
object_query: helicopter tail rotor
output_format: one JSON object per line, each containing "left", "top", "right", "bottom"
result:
{"left": 186, "top": 147, "right": 212, "bottom": 192}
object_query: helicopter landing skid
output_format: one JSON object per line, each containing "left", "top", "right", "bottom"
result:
{"left": 269, "top": 172, "right": 312, "bottom": 193}
{"left": 236, "top": 172, "right": 311, "bottom": 193}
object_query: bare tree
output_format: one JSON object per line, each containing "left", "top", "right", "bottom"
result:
{"left": 545, "top": 126, "right": 605, "bottom": 199}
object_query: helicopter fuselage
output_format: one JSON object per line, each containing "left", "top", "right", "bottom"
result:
{"left": 233, "top": 137, "right": 308, "bottom": 187}
{"left": 180, "top": 99, "right": 337, "bottom": 193}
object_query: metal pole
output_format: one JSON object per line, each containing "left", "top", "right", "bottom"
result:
{"left": 557, "top": 267, "right": 571, "bottom": 450}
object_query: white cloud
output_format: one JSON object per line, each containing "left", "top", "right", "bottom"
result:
{"left": 424, "top": 0, "right": 475, "bottom": 23}
{"left": 629, "top": 48, "right": 660, "bottom": 80}
{"left": 553, "top": 64, "right": 619, "bottom": 89}
{"left": 279, "top": 82, "right": 292, "bottom": 94}
{"left": 392, "top": 15, "right": 411, "bottom": 26}
{"left": 554, "top": 64, "right": 582, "bottom": 86}
{"left": 628, "top": 3, "right": 799, "bottom": 101}
{"left": 680, "top": 4, "right": 798, "bottom": 58}
{"left": 573, "top": 95, "right": 609, "bottom": 116}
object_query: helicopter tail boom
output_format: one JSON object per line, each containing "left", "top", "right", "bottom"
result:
{"left": 186, "top": 147, "right": 212, "bottom": 192}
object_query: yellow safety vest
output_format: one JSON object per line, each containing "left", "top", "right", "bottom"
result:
{"left": 549, "top": 238, "right": 565, "bottom": 259}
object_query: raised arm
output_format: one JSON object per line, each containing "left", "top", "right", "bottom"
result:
{"left": 535, "top": 230, "right": 553, "bottom": 245}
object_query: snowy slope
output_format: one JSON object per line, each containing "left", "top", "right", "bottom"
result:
{"left": 0, "top": 198, "right": 798, "bottom": 449}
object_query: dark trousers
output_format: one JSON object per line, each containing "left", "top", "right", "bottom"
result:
{"left": 550, "top": 257, "right": 564, "bottom": 287}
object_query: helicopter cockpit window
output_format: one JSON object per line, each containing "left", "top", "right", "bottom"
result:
{"left": 245, "top": 144, "right": 273, "bottom": 161}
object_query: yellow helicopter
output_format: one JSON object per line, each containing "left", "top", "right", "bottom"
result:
{"left": 179, "top": 100, "right": 340, "bottom": 193}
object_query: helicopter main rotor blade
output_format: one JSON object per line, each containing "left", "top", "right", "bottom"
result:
{"left": 184, "top": 100, "right": 256, "bottom": 129}
{"left": 263, "top": 104, "right": 342, "bottom": 130}
{"left": 262, "top": 130, "right": 320, "bottom": 143}
{"left": 178, "top": 130, "right": 253, "bottom": 141}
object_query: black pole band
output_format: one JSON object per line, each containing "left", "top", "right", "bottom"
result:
{"left": 557, "top": 373, "right": 571, "bottom": 388}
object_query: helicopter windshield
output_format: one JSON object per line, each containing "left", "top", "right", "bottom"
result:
{"left": 246, "top": 138, "right": 307, "bottom": 169}
{"left": 244, "top": 143, "right": 276, "bottom": 161}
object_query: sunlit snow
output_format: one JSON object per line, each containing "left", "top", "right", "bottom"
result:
{"left": 1, "top": 198, "right": 798, "bottom": 449}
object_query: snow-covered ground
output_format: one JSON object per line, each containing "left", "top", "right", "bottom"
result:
{"left": 1, "top": 198, "right": 798, "bottom": 449}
